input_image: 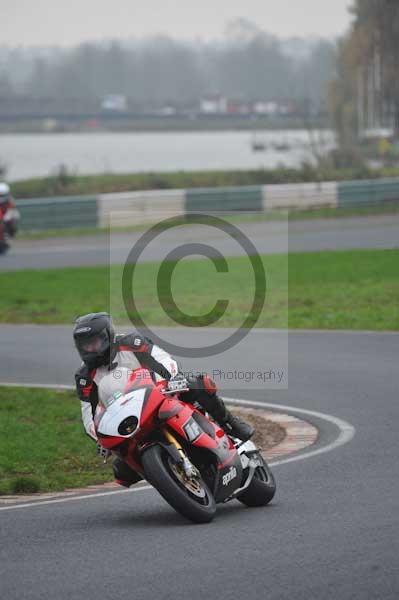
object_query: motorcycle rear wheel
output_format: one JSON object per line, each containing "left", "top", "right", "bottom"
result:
{"left": 237, "top": 458, "right": 276, "bottom": 507}
{"left": 142, "top": 444, "right": 216, "bottom": 524}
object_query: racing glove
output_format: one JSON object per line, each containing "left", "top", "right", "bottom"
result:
{"left": 166, "top": 373, "right": 189, "bottom": 393}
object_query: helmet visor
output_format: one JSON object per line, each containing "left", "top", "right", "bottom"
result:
{"left": 82, "top": 334, "right": 107, "bottom": 353}
{"left": 80, "top": 331, "right": 109, "bottom": 353}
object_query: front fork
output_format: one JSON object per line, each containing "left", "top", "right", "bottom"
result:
{"left": 163, "top": 427, "right": 198, "bottom": 479}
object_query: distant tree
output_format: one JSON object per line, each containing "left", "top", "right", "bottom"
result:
{"left": 333, "top": 1, "right": 399, "bottom": 134}
{"left": 29, "top": 58, "right": 51, "bottom": 97}
{"left": 0, "top": 70, "right": 14, "bottom": 96}
{"left": 327, "top": 0, "right": 399, "bottom": 167}
{"left": 0, "top": 25, "right": 337, "bottom": 114}
{"left": 328, "top": 36, "right": 359, "bottom": 154}
{"left": 304, "top": 41, "right": 336, "bottom": 107}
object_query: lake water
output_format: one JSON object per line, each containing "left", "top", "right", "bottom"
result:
{"left": 0, "top": 129, "right": 335, "bottom": 182}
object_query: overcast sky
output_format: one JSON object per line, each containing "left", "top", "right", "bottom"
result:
{"left": 1, "top": 0, "right": 353, "bottom": 47}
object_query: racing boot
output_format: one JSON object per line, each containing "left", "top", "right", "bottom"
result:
{"left": 194, "top": 375, "right": 255, "bottom": 442}
{"left": 185, "top": 374, "right": 255, "bottom": 442}
{"left": 220, "top": 409, "right": 255, "bottom": 442}
{"left": 113, "top": 457, "right": 143, "bottom": 488}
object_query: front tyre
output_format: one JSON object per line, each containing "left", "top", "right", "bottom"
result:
{"left": 141, "top": 444, "right": 216, "bottom": 524}
{"left": 237, "top": 457, "right": 276, "bottom": 507}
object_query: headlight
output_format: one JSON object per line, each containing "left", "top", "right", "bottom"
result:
{"left": 118, "top": 416, "right": 139, "bottom": 436}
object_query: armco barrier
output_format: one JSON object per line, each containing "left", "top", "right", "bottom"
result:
{"left": 338, "top": 178, "right": 399, "bottom": 207}
{"left": 98, "top": 189, "right": 185, "bottom": 227}
{"left": 14, "top": 178, "right": 399, "bottom": 232}
{"left": 16, "top": 196, "right": 97, "bottom": 231}
{"left": 185, "top": 185, "right": 263, "bottom": 212}
{"left": 262, "top": 182, "right": 337, "bottom": 211}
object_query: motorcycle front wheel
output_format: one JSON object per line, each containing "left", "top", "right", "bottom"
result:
{"left": 142, "top": 444, "right": 216, "bottom": 524}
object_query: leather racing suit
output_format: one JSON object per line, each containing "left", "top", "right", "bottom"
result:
{"left": 74, "top": 332, "right": 240, "bottom": 487}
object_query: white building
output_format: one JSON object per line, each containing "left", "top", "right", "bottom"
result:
{"left": 101, "top": 94, "right": 128, "bottom": 112}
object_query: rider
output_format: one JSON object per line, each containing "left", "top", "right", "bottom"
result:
{"left": 0, "top": 182, "right": 18, "bottom": 244}
{"left": 74, "top": 312, "right": 254, "bottom": 488}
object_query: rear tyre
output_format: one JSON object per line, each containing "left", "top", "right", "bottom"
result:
{"left": 142, "top": 444, "right": 216, "bottom": 524}
{"left": 237, "top": 458, "right": 276, "bottom": 507}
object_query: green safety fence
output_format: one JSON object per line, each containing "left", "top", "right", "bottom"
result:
{"left": 185, "top": 185, "right": 263, "bottom": 213}
{"left": 13, "top": 177, "right": 399, "bottom": 233}
{"left": 338, "top": 178, "right": 399, "bottom": 207}
{"left": 16, "top": 196, "right": 98, "bottom": 231}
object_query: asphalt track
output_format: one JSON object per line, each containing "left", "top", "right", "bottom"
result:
{"left": 1, "top": 214, "right": 399, "bottom": 271}
{"left": 1, "top": 326, "right": 398, "bottom": 599}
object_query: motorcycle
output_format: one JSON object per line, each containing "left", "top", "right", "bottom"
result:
{"left": 94, "top": 367, "right": 276, "bottom": 524}
{"left": 0, "top": 207, "right": 20, "bottom": 255}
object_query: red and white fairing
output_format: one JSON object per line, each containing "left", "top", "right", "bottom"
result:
{"left": 94, "top": 367, "right": 162, "bottom": 445}
{"left": 93, "top": 367, "right": 262, "bottom": 503}
{"left": 95, "top": 388, "right": 147, "bottom": 437}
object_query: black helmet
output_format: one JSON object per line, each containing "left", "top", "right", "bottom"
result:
{"left": 73, "top": 312, "right": 115, "bottom": 369}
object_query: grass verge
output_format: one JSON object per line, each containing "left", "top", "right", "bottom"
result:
{"left": 0, "top": 387, "right": 113, "bottom": 495}
{"left": 11, "top": 164, "right": 399, "bottom": 199}
{"left": 0, "top": 249, "right": 397, "bottom": 330}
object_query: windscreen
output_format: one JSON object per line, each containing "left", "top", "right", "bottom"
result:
{"left": 98, "top": 367, "right": 133, "bottom": 408}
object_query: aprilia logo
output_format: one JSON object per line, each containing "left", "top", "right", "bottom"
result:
{"left": 222, "top": 466, "right": 237, "bottom": 486}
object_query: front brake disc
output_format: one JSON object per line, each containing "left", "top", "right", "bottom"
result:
{"left": 168, "top": 458, "right": 206, "bottom": 498}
